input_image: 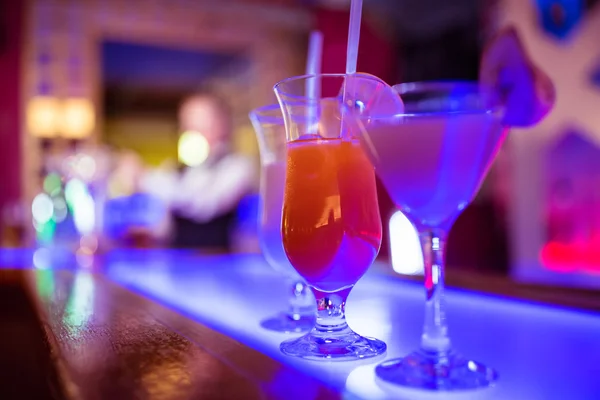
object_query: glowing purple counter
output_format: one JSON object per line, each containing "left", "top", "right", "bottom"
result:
{"left": 105, "top": 252, "right": 600, "bottom": 400}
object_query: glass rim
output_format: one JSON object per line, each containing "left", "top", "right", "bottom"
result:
{"left": 391, "top": 80, "right": 503, "bottom": 118}
{"left": 249, "top": 104, "right": 283, "bottom": 125}
{"left": 273, "top": 73, "right": 388, "bottom": 101}
{"left": 273, "top": 76, "right": 503, "bottom": 119}
{"left": 394, "top": 80, "right": 480, "bottom": 93}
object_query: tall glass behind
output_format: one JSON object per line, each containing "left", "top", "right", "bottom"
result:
{"left": 250, "top": 104, "right": 314, "bottom": 333}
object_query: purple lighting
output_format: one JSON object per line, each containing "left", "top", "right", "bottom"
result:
{"left": 105, "top": 251, "right": 600, "bottom": 399}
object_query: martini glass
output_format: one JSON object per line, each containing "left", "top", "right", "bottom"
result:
{"left": 273, "top": 73, "right": 393, "bottom": 360}
{"left": 356, "top": 81, "right": 506, "bottom": 389}
{"left": 249, "top": 104, "right": 315, "bottom": 333}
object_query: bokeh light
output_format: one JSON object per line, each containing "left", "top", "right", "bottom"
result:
{"left": 60, "top": 98, "right": 95, "bottom": 139}
{"left": 75, "top": 154, "right": 97, "bottom": 181}
{"left": 178, "top": 130, "right": 209, "bottom": 167}
{"left": 76, "top": 249, "right": 94, "bottom": 269}
{"left": 389, "top": 210, "right": 424, "bottom": 275}
{"left": 65, "top": 179, "right": 88, "bottom": 208}
{"left": 72, "top": 192, "right": 96, "bottom": 235}
{"left": 26, "top": 96, "right": 60, "bottom": 138}
{"left": 32, "top": 193, "right": 54, "bottom": 224}
{"left": 80, "top": 235, "right": 98, "bottom": 254}
{"left": 34, "top": 218, "right": 56, "bottom": 243}
{"left": 43, "top": 173, "right": 62, "bottom": 195}
{"left": 52, "top": 197, "right": 68, "bottom": 223}
{"left": 33, "top": 248, "right": 52, "bottom": 270}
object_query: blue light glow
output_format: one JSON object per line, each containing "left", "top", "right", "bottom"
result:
{"left": 103, "top": 193, "right": 166, "bottom": 238}
{"left": 105, "top": 252, "right": 600, "bottom": 400}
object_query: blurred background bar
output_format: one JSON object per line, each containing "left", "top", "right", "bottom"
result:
{"left": 0, "top": 0, "right": 598, "bottom": 292}
{"left": 0, "top": 1, "right": 599, "bottom": 398}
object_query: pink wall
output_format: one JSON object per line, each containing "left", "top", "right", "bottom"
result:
{"left": 0, "top": 1, "right": 22, "bottom": 210}
{"left": 316, "top": 8, "right": 397, "bottom": 87}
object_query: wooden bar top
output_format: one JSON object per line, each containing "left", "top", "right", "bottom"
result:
{"left": 0, "top": 267, "right": 340, "bottom": 400}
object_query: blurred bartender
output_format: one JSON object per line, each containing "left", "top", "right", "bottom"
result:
{"left": 142, "top": 94, "right": 255, "bottom": 251}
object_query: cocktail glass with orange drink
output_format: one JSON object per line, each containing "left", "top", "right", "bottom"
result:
{"left": 273, "top": 73, "right": 394, "bottom": 360}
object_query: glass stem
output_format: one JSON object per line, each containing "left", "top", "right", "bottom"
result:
{"left": 286, "top": 280, "right": 312, "bottom": 320}
{"left": 311, "top": 287, "right": 352, "bottom": 334}
{"left": 419, "top": 229, "right": 451, "bottom": 353}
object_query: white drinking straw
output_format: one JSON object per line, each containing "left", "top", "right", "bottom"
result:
{"left": 342, "top": 0, "right": 364, "bottom": 139}
{"left": 306, "top": 31, "right": 323, "bottom": 85}
{"left": 346, "top": 0, "right": 363, "bottom": 75}
{"left": 306, "top": 30, "right": 323, "bottom": 135}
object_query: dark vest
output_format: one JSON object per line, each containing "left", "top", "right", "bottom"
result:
{"left": 170, "top": 157, "right": 237, "bottom": 251}
{"left": 171, "top": 211, "right": 236, "bottom": 251}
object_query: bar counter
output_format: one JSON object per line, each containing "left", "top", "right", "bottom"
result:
{"left": 1, "top": 249, "right": 599, "bottom": 399}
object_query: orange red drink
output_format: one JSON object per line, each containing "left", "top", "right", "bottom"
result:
{"left": 282, "top": 138, "right": 382, "bottom": 292}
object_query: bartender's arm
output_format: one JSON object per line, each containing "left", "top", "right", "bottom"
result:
{"left": 172, "top": 154, "right": 256, "bottom": 223}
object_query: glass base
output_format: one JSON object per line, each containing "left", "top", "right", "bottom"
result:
{"left": 280, "top": 328, "right": 386, "bottom": 361}
{"left": 260, "top": 313, "right": 314, "bottom": 333}
{"left": 375, "top": 350, "right": 497, "bottom": 391}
